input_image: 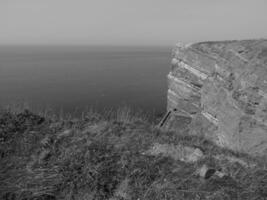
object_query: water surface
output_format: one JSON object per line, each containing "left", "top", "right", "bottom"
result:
{"left": 0, "top": 46, "right": 171, "bottom": 115}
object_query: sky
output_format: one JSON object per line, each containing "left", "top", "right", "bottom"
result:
{"left": 0, "top": 0, "right": 267, "bottom": 46}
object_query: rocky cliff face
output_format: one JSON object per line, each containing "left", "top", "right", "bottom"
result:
{"left": 167, "top": 39, "right": 267, "bottom": 155}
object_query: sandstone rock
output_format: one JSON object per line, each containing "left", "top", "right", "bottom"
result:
{"left": 167, "top": 39, "right": 267, "bottom": 155}
{"left": 145, "top": 143, "right": 204, "bottom": 163}
{"left": 198, "top": 164, "right": 217, "bottom": 179}
{"left": 158, "top": 108, "right": 192, "bottom": 131}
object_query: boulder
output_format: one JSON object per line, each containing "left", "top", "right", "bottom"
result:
{"left": 167, "top": 39, "right": 267, "bottom": 155}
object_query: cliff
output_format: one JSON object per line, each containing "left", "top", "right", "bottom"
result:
{"left": 166, "top": 39, "right": 267, "bottom": 155}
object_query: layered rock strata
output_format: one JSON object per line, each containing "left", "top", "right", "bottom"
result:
{"left": 167, "top": 39, "right": 267, "bottom": 155}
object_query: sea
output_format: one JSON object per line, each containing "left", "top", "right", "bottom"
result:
{"left": 0, "top": 45, "right": 172, "bottom": 117}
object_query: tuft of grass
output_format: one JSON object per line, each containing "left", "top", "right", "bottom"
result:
{"left": 101, "top": 106, "right": 149, "bottom": 124}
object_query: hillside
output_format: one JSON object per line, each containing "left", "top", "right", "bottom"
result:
{"left": 1, "top": 108, "right": 267, "bottom": 200}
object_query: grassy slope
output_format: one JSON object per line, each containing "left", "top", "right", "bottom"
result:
{"left": 0, "top": 108, "right": 267, "bottom": 200}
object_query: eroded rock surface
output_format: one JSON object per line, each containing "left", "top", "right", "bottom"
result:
{"left": 145, "top": 143, "right": 204, "bottom": 163}
{"left": 167, "top": 39, "right": 267, "bottom": 155}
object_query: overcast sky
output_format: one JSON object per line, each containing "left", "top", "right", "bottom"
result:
{"left": 0, "top": 0, "right": 266, "bottom": 46}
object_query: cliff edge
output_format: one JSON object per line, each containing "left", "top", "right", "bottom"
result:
{"left": 167, "top": 39, "right": 267, "bottom": 155}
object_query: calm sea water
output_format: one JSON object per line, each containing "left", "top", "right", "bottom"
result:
{"left": 0, "top": 46, "right": 171, "bottom": 116}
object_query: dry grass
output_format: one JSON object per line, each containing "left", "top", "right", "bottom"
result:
{"left": 1, "top": 108, "right": 267, "bottom": 200}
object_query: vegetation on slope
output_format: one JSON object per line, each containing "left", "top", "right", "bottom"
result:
{"left": 0, "top": 108, "right": 267, "bottom": 200}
